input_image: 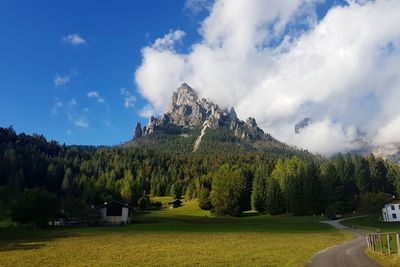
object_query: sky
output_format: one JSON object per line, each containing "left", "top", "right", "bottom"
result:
{"left": 1, "top": 0, "right": 400, "bottom": 156}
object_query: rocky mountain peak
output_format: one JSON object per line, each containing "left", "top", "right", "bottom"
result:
{"left": 166, "top": 83, "right": 208, "bottom": 126}
{"left": 229, "top": 107, "right": 237, "bottom": 120}
{"left": 246, "top": 117, "right": 257, "bottom": 128}
{"left": 133, "top": 122, "right": 142, "bottom": 139}
{"left": 133, "top": 83, "right": 268, "bottom": 142}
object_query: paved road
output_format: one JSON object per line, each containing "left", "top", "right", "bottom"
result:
{"left": 307, "top": 219, "right": 382, "bottom": 267}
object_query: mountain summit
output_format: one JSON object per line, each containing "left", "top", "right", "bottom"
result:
{"left": 134, "top": 83, "right": 268, "bottom": 141}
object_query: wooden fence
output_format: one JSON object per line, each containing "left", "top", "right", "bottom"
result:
{"left": 366, "top": 232, "right": 400, "bottom": 256}
{"left": 351, "top": 225, "right": 381, "bottom": 233}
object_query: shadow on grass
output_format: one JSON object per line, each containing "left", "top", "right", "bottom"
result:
{"left": 129, "top": 213, "right": 335, "bottom": 234}
{"left": 0, "top": 227, "right": 78, "bottom": 252}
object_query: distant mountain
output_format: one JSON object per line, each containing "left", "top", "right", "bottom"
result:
{"left": 128, "top": 83, "right": 315, "bottom": 159}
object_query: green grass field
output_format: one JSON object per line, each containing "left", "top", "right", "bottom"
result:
{"left": 342, "top": 215, "right": 400, "bottom": 267}
{"left": 0, "top": 198, "right": 352, "bottom": 267}
{"left": 342, "top": 215, "right": 400, "bottom": 232}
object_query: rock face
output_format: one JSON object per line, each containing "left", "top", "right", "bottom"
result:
{"left": 133, "top": 122, "right": 142, "bottom": 139}
{"left": 133, "top": 83, "right": 268, "bottom": 141}
{"left": 295, "top": 117, "right": 312, "bottom": 134}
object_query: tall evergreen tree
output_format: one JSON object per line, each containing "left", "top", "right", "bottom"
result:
{"left": 302, "top": 162, "right": 322, "bottom": 214}
{"left": 251, "top": 167, "right": 268, "bottom": 212}
{"left": 210, "top": 165, "right": 246, "bottom": 216}
{"left": 267, "top": 178, "right": 285, "bottom": 215}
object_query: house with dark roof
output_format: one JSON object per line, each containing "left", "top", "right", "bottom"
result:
{"left": 168, "top": 199, "right": 182, "bottom": 208}
{"left": 94, "top": 201, "right": 134, "bottom": 225}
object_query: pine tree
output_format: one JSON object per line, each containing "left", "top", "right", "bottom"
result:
{"left": 62, "top": 168, "right": 73, "bottom": 193}
{"left": 210, "top": 165, "right": 246, "bottom": 216}
{"left": 198, "top": 186, "right": 212, "bottom": 210}
{"left": 251, "top": 167, "right": 268, "bottom": 212}
{"left": 267, "top": 178, "right": 285, "bottom": 215}
{"left": 120, "top": 169, "right": 135, "bottom": 204}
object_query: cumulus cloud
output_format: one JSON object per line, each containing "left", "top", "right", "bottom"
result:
{"left": 87, "top": 91, "right": 106, "bottom": 104}
{"left": 290, "top": 120, "right": 363, "bottom": 156}
{"left": 62, "top": 34, "right": 86, "bottom": 46}
{"left": 120, "top": 88, "right": 137, "bottom": 109}
{"left": 135, "top": 0, "right": 400, "bottom": 156}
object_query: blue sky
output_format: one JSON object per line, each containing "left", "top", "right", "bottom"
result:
{"left": 0, "top": 0, "right": 209, "bottom": 145}
{"left": 4, "top": 0, "right": 397, "bottom": 157}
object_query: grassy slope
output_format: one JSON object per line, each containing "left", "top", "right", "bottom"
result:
{"left": 342, "top": 216, "right": 400, "bottom": 267}
{"left": 0, "top": 198, "right": 351, "bottom": 267}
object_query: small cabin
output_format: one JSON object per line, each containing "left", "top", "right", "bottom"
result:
{"left": 382, "top": 200, "right": 400, "bottom": 222}
{"left": 49, "top": 211, "right": 67, "bottom": 226}
{"left": 95, "top": 201, "right": 133, "bottom": 225}
{"left": 168, "top": 199, "right": 182, "bottom": 209}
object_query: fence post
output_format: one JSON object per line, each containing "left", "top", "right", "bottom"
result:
{"left": 368, "top": 234, "right": 372, "bottom": 249}
{"left": 380, "top": 234, "right": 383, "bottom": 253}
{"left": 366, "top": 234, "right": 370, "bottom": 249}
{"left": 397, "top": 233, "right": 400, "bottom": 256}
{"left": 371, "top": 234, "right": 374, "bottom": 251}
{"left": 387, "top": 234, "right": 391, "bottom": 255}
{"left": 372, "top": 234, "right": 376, "bottom": 251}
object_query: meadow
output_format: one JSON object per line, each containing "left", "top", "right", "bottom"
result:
{"left": 0, "top": 198, "right": 352, "bottom": 267}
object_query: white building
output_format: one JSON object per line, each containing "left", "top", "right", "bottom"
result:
{"left": 95, "top": 201, "right": 133, "bottom": 225}
{"left": 382, "top": 200, "right": 400, "bottom": 222}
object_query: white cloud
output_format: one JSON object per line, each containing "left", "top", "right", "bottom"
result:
{"left": 51, "top": 100, "right": 63, "bottom": 114}
{"left": 289, "top": 119, "right": 363, "bottom": 156}
{"left": 54, "top": 74, "right": 70, "bottom": 87}
{"left": 54, "top": 69, "right": 78, "bottom": 88}
{"left": 74, "top": 118, "right": 89, "bottom": 128}
{"left": 374, "top": 115, "right": 400, "bottom": 146}
{"left": 120, "top": 88, "right": 136, "bottom": 109}
{"left": 139, "top": 105, "right": 156, "bottom": 118}
{"left": 152, "top": 30, "right": 185, "bottom": 51}
{"left": 135, "top": 0, "right": 400, "bottom": 156}
{"left": 184, "top": 0, "right": 212, "bottom": 14}
{"left": 87, "top": 91, "right": 106, "bottom": 104}
{"left": 62, "top": 34, "right": 86, "bottom": 46}
{"left": 66, "top": 98, "right": 89, "bottom": 129}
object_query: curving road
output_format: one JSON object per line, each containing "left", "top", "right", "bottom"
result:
{"left": 306, "top": 219, "right": 382, "bottom": 267}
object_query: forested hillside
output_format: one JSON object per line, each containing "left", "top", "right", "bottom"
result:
{"left": 1, "top": 125, "right": 400, "bottom": 223}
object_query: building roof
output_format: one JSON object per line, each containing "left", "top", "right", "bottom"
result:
{"left": 94, "top": 200, "right": 133, "bottom": 210}
{"left": 168, "top": 199, "right": 182, "bottom": 204}
{"left": 384, "top": 198, "right": 400, "bottom": 205}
